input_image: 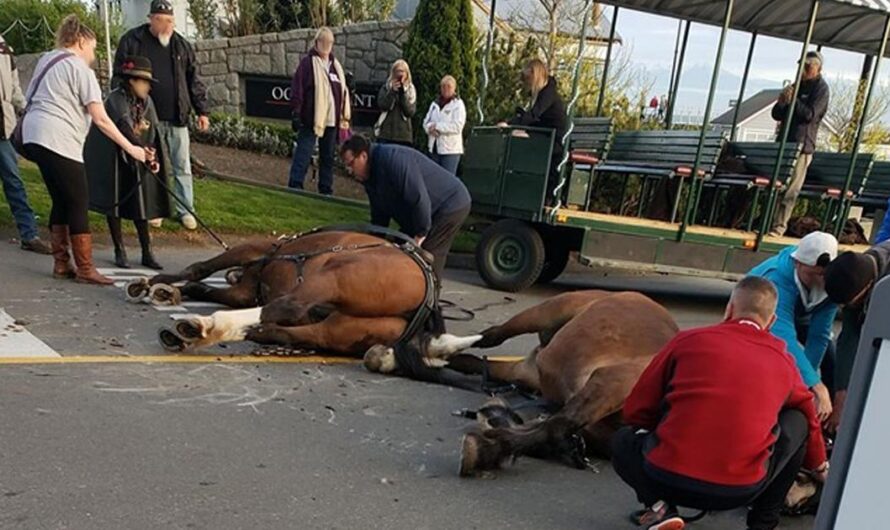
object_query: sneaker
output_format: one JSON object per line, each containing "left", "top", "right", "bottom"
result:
{"left": 649, "top": 517, "right": 684, "bottom": 530}
{"left": 631, "top": 501, "right": 681, "bottom": 527}
{"left": 180, "top": 214, "right": 197, "bottom": 230}
{"left": 149, "top": 218, "right": 163, "bottom": 228}
{"left": 21, "top": 237, "right": 52, "bottom": 255}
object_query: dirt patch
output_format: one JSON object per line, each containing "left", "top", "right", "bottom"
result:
{"left": 191, "top": 143, "right": 368, "bottom": 201}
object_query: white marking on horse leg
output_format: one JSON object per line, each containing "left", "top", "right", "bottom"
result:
{"left": 427, "top": 334, "right": 484, "bottom": 358}
{"left": 363, "top": 345, "right": 397, "bottom": 374}
{"left": 193, "top": 307, "right": 263, "bottom": 346}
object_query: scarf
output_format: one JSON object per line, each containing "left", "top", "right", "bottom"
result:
{"left": 311, "top": 55, "right": 351, "bottom": 137}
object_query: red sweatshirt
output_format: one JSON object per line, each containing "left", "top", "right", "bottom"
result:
{"left": 623, "top": 319, "right": 827, "bottom": 487}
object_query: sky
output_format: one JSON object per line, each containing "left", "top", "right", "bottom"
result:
{"left": 607, "top": 8, "right": 885, "bottom": 121}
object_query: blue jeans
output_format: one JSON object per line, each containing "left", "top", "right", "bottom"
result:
{"left": 432, "top": 152, "right": 461, "bottom": 175}
{"left": 876, "top": 199, "right": 890, "bottom": 243}
{"left": 0, "top": 139, "right": 38, "bottom": 240}
{"left": 288, "top": 126, "right": 335, "bottom": 195}
{"left": 157, "top": 122, "right": 194, "bottom": 217}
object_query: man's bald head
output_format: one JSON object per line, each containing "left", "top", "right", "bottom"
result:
{"left": 726, "top": 277, "right": 779, "bottom": 328}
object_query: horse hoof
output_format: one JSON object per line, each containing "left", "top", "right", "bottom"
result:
{"left": 174, "top": 319, "right": 204, "bottom": 340}
{"left": 125, "top": 278, "right": 150, "bottom": 303}
{"left": 148, "top": 283, "right": 182, "bottom": 306}
{"left": 225, "top": 267, "right": 243, "bottom": 286}
{"left": 459, "top": 433, "right": 482, "bottom": 477}
{"left": 363, "top": 345, "right": 397, "bottom": 374}
{"left": 158, "top": 328, "right": 187, "bottom": 352}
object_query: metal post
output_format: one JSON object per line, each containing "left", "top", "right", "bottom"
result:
{"left": 595, "top": 6, "right": 619, "bottom": 117}
{"left": 666, "top": 19, "right": 683, "bottom": 119}
{"left": 677, "top": 0, "right": 735, "bottom": 241}
{"left": 834, "top": 14, "right": 890, "bottom": 237}
{"left": 476, "top": 0, "right": 498, "bottom": 123}
{"left": 102, "top": 0, "right": 113, "bottom": 90}
{"left": 755, "top": 0, "right": 820, "bottom": 249}
{"left": 730, "top": 32, "right": 757, "bottom": 141}
{"left": 665, "top": 21, "right": 690, "bottom": 130}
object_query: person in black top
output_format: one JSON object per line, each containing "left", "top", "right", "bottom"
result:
{"left": 115, "top": 0, "right": 209, "bottom": 231}
{"left": 769, "top": 51, "right": 830, "bottom": 236}
{"left": 339, "top": 135, "right": 471, "bottom": 280}
{"left": 498, "top": 59, "right": 567, "bottom": 203}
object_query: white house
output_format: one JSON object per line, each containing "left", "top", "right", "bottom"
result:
{"left": 711, "top": 88, "right": 837, "bottom": 146}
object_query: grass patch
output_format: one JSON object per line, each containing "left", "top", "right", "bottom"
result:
{"left": 3, "top": 162, "right": 479, "bottom": 252}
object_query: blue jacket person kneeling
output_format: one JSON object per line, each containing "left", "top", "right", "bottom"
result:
{"left": 339, "top": 135, "right": 471, "bottom": 280}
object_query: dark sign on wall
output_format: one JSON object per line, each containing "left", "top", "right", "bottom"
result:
{"left": 243, "top": 75, "right": 381, "bottom": 128}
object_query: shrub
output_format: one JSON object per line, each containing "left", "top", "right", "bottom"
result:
{"left": 0, "top": 0, "right": 123, "bottom": 59}
{"left": 191, "top": 113, "right": 293, "bottom": 157}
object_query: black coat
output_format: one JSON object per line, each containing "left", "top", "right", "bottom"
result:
{"left": 509, "top": 76, "right": 567, "bottom": 151}
{"left": 114, "top": 25, "right": 208, "bottom": 126}
{"left": 85, "top": 88, "right": 170, "bottom": 221}
{"left": 771, "top": 76, "right": 829, "bottom": 155}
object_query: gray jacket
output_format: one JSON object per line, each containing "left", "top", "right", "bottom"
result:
{"left": 0, "top": 36, "right": 25, "bottom": 139}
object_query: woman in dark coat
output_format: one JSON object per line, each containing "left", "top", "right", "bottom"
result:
{"left": 85, "top": 55, "right": 168, "bottom": 269}
{"left": 498, "top": 59, "right": 567, "bottom": 203}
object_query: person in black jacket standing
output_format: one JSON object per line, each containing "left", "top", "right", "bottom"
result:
{"left": 770, "top": 51, "right": 830, "bottom": 237}
{"left": 339, "top": 135, "right": 471, "bottom": 280}
{"left": 114, "top": 0, "right": 209, "bottom": 231}
{"left": 498, "top": 59, "right": 566, "bottom": 203}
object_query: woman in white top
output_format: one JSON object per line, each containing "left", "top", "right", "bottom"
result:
{"left": 22, "top": 15, "right": 150, "bottom": 285}
{"left": 422, "top": 75, "right": 466, "bottom": 175}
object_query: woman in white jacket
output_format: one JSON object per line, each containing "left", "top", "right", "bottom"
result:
{"left": 422, "top": 75, "right": 466, "bottom": 175}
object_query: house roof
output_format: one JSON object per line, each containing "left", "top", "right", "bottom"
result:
{"left": 393, "top": 0, "right": 620, "bottom": 43}
{"left": 711, "top": 89, "right": 782, "bottom": 126}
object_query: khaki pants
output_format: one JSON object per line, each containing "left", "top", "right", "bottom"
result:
{"left": 771, "top": 152, "right": 813, "bottom": 236}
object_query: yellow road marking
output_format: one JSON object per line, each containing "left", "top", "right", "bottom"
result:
{"left": 0, "top": 355, "right": 361, "bottom": 365}
{"left": 0, "top": 354, "right": 526, "bottom": 365}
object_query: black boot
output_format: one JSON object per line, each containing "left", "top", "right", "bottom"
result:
{"left": 107, "top": 216, "right": 130, "bottom": 268}
{"left": 114, "top": 246, "right": 131, "bottom": 268}
{"left": 136, "top": 220, "right": 163, "bottom": 270}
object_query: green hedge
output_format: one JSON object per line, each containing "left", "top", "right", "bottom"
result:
{"left": 190, "top": 113, "right": 293, "bottom": 157}
{"left": 0, "top": 0, "right": 122, "bottom": 58}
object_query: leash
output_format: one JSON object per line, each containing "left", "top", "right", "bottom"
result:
{"left": 439, "top": 297, "right": 516, "bottom": 322}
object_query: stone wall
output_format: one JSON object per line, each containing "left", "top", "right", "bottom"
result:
{"left": 194, "top": 21, "right": 410, "bottom": 115}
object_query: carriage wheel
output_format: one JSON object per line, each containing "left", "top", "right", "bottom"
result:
{"left": 536, "top": 239, "right": 570, "bottom": 284}
{"left": 476, "top": 219, "right": 545, "bottom": 292}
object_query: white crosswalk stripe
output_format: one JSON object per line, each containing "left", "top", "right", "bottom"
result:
{"left": 99, "top": 268, "right": 228, "bottom": 320}
{"left": 0, "top": 309, "right": 60, "bottom": 358}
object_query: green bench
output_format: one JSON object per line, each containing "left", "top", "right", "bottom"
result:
{"left": 590, "top": 130, "right": 727, "bottom": 222}
{"left": 800, "top": 152, "right": 875, "bottom": 228}
{"left": 854, "top": 160, "right": 890, "bottom": 208}
{"left": 704, "top": 141, "right": 802, "bottom": 230}
{"left": 562, "top": 117, "right": 615, "bottom": 209}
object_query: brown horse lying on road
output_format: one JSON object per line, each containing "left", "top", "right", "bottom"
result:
{"left": 364, "top": 290, "right": 679, "bottom": 474}
{"left": 126, "top": 229, "right": 479, "bottom": 357}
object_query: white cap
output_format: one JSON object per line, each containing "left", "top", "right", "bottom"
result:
{"left": 791, "top": 231, "right": 838, "bottom": 267}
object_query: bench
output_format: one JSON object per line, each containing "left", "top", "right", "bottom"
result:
{"left": 854, "top": 160, "right": 890, "bottom": 209}
{"left": 563, "top": 117, "right": 615, "bottom": 209}
{"left": 591, "top": 130, "right": 726, "bottom": 222}
{"left": 703, "top": 141, "right": 802, "bottom": 230}
{"left": 800, "top": 152, "right": 875, "bottom": 228}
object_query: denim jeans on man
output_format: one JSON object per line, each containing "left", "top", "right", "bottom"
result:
{"left": 288, "top": 126, "right": 335, "bottom": 195}
{"left": 431, "top": 152, "right": 461, "bottom": 175}
{"left": 0, "top": 139, "right": 39, "bottom": 240}
{"left": 156, "top": 122, "right": 194, "bottom": 217}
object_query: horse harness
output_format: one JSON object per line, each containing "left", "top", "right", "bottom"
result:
{"left": 248, "top": 224, "right": 441, "bottom": 345}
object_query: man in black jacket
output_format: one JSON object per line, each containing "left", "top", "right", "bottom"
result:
{"left": 339, "top": 135, "right": 471, "bottom": 280}
{"left": 770, "top": 51, "right": 830, "bottom": 236}
{"left": 115, "top": 0, "right": 209, "bottom": 231}
{"left": 823, "top": 240, "right": 890, "bottom": 433}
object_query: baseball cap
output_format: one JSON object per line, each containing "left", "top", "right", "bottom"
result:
{"left": 150, "top": 0, "right": 174, "bottom": 15}
{"left": 791, "top": 231, "right": 837, "bottom": 267}
{"left": 804, "top": 51, "right": 823, "bottom": 66}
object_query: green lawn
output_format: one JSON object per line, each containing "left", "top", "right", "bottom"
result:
{"left": 3, "top": 162, "right": 478, "bottom": 252}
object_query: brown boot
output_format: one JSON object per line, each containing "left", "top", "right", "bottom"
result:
{"left": 50, "top": 225, "right": 76, "bottom": 279}
{"left": 70, "top": 233, "right": 113, "bottom": 285}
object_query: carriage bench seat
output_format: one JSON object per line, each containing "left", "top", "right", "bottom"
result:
{"left": 854, "top": 160, "right": 890, "bottom": 208}
{"left": 564, "top": 117, "right": 614, "bottom": 209}
{"left": 800, "top": 151, "right": 875, "bottom": 201}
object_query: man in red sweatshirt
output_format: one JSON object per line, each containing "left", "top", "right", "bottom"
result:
{"left": 612, "top": 276, "right": 829, "bottom": 530}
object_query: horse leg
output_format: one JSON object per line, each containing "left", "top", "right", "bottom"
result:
{"left": 179, "top": 265, "right": 262, "bottom": 308}
{"left": 245, "top": 313, "right": 407, "bottom": 356}
{"left": 475, "top": 291, "right": 610, "bottom": 348}
{"left": 257, "top": 276, "right": 337, "bottom": 327}
{"left": 149, "top": 240, "right": 273, "bottom": 286}
{"left": 459, "top": 362, "right": 641, "bottom": 476}
{"left": 446, "top": 347, "right": 542, "bottom": 392}
{"left": 160, "top": 306, "right": 263, "bottom": 351}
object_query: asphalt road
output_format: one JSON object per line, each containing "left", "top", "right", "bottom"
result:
{"left": 0, "top": 241, "right": 813, "bottom": 530}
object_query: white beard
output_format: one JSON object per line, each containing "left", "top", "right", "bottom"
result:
{"left": 158, "top": 33, "right": 171, "bottom": 47}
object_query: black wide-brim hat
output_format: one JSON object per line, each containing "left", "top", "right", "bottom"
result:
{"left": 119, "top": 55, "right": 157, "bottom": 82}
